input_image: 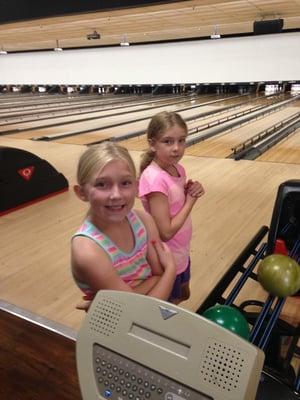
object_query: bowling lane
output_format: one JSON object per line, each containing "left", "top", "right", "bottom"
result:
{"left": 187, "top": 94, "right": 279, "bottom": 132}
{"left": 0, "top": 95, "right": 186, "bottom": 131}
{"left": 0, "top": 93, "right": 64, "bottom": 106}
{"left": 257, "top": 126, "right": 300, "bottom": 163}
{"left": 2, "top": 95, "right": 210, "bottom": 140}
{"left": 119, "top": 103, "right": 238, "bottom": 152}
{"left": 0, "top": 94, "right": 185, "bottom": 123}
{"left": 185, "top": 107, "right": 299, "bottom": 158}
{"left": 55, "top": 94, "right": 253, "bottom": 145}
{"left": 0, "top": 93, "right": 97, "bottom": 111}
{"left": 57, "top": 103, "right": 223, "bottom": 145}
{"left": 2, "top": 94, "right": 246, "bottom": 143}
{"left": 105, "top": 97, "right": 274, "bottom": 151}
{"left": 0, "top": 97, "right": 126, "bottom": 120}
{"left": 11, "top": 102, "right": 224, "bottom": 144}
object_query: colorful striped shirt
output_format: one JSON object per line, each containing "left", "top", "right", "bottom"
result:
{"left": 72, "top": 210, "right": 152, "bottom": 298}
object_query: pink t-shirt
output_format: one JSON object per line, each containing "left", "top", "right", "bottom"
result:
{"left": 139, "top": 162, "right": 192, "bottom": 274}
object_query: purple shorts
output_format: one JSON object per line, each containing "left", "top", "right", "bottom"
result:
{"left": 169, "top": 260, "right": 191, "bottom": 300}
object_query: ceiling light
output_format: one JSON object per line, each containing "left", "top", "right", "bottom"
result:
{"left": 54, "top": 39, "right": 63, "bottom": 51}
{"left": 120, "top": 34, "right": 130, "bottom": 46}
{"left": 87, "top": 30, "right": 101, "bottom": 40}
{"left": 0, "top": 46, "right": 7, "bottom": 55}
{"left": 210, "top": 25, "right": 221, "bottom": 39}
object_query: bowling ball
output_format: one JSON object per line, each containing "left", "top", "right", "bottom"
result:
{"left": 203, "top": 304, "right": 250, "bottom": 340}
{"left": 257, "top": 254, "right": 300, "bottom": 298}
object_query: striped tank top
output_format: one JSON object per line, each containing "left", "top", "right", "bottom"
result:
{"left": 72, "top": 210, "right": 152, "bottom": 298}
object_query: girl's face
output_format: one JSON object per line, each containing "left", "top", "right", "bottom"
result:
{"left": 76, "top": 159, "right": 137, "bottom": 224}
{"left": 150, "top": 124, "right": 187, "bottom": 168}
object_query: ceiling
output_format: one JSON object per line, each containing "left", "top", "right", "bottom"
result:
{"left": 0, "top": 0, "right": 299, "bottom": 53}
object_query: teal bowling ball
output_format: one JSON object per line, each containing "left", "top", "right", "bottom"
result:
{"left": 258, "top": 254, "right": 300, "bottom": 298}
{"left": 203, "top": 304, "right": 250, "bottom": 340}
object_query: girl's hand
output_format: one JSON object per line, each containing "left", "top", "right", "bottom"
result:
{"left": 184, "top": 179, "right": 193, "bottom": 194}
{"left": 185, "top": 180, "right": 205, "bottom": 198}
{"left": 151, "top": 240, "right": 176, "bottom": 272}
{"left": 76, "top": 299, "right": 92, "bottom": 312}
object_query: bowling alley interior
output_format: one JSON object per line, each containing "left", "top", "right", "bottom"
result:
{"left": 0, "top": 1, "right": 300, "bottom": 399}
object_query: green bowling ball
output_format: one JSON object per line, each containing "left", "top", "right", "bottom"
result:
{"left": 257, "top": 254, "right": 300, "bottom": 298}
{"left": 203, "top": 304, "right": 250, "bottom": 340}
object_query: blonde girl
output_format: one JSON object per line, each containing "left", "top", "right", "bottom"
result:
{"left": 71, "top": 142, "right": 176, "bottom": 308}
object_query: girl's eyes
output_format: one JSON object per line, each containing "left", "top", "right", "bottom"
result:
{"left": 121, "top": 180, "right": 133, "bottom": 186}
{"left": 161, "top": 138, "right": 186, "bottom": 145}
{"left": 95, "top": 181, "right": 107, "bottom": 188}
{"left": 95, "top": 180, "right": 133, "bottom": 188}
{"left": 161, "top": 138, "right": 174, "bottom": 145}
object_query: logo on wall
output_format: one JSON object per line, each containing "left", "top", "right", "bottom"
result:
{"left": 18, "top": 166, "right": 35, "bottom": 181}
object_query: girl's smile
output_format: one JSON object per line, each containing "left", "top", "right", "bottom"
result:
{"left": 79, "top": 159, "right": 137, "bottom": 225}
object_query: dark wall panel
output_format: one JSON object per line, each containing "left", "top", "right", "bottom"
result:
{"left": 0, "top": 0, "right": 186, "bottom": 24}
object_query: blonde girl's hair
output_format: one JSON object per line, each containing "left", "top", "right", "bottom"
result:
{"left": 140, "top": 111, "right": 188, "bottom": 174}
{"left": 76, "top": 141, "right": 136, "bottom": 185}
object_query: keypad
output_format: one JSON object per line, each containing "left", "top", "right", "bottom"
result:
{"left": 93, "top": 344, "right": 212, "bottom": 400}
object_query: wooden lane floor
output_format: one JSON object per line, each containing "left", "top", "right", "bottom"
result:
{"left": 0, "top": 93, "right": 186, "bottom": 123}
{"left": 258, "top": 126, "right": 300, "bottom": 163}
{"left": 0, "top": 96, "right": 128, "bottom": 119}
{"left": 120, "top": 134, "right": 149, "bottom": 152}
{"left": 120, "top": 99, "right": 289, "bottom": 153}
{"left": 120, "top": 97, "right": 278, "bottom": 152}
{"left": 0, "top": 95, "right": 192, "bottom": 132}
{"left": 186, "top": 94, "right": 281, "bottom": 132}
{"left": 1, "top": 137, "right": 300, "bottom": 332}
{"left": 185, "top": 106, "right": 300, "bottom": 159}
{"left": 0, "top": 93, "right": 65, "bottom": 105}
{"left": 54, "top": 104, "right": 222, "bottom": 145}
{"left": 3, "top": 101, "right": 223, "bottom": 144}
{"left": 0, "top": 93, "right": 100, "bottom": 112}
{"left": 0, "top": 93, "right": 134, "bottom": 109}
{"left": 44, "top": 94, "right": 254, "bottom": 145}
{"left": 1, "top": 94, "right": 249, "bottom": 144}
{"left": 0, "top": 138, "right": 86, "bottom": 330}
{"left": 47, "top": 95, "right": 287, "bottom": 147}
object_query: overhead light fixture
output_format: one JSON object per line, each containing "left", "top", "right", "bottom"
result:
{"left": 210, "top": 25, "right": 221, "bottom": 39}
{"left": 0, "top": 45, "right": 7, "bottom": 55}
{"left": 54, "top": 39, "right": 63, "bottom": 52}
{"left": 120, "top": 34, "right": 130, "bottom": 47}
{"left": 87, "top": 30, "right": 101, "bottom": 40}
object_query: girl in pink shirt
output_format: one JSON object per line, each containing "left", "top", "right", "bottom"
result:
{"left": 139, "top": 112, "right": 205, "bottom": 304}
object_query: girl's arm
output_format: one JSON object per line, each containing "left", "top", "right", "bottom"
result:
{"left": 134, "top": 209, "right": 177, "bottom": 300}
{"left": 72, "top": 236, "right": 138, "bottom": 294}
{"left": 146, "top": 191, "right": 195, "bottom": 241}
{"left": 146, "top": 180, "right": 204, "bottom": 241}
{"left": 135, "top": 208, "right": 164, "bottom": 275}
{"left": 72, "top": 223, "right": 176, "bottom": 300}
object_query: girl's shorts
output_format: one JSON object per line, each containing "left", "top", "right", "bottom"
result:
{"left": 169, "top": 260, "right": 191, "bottom": 300}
